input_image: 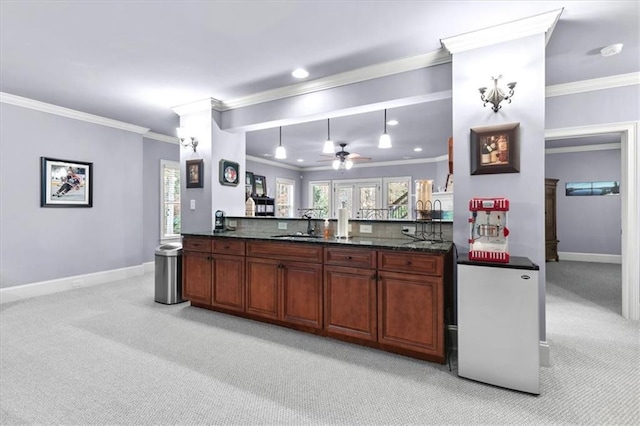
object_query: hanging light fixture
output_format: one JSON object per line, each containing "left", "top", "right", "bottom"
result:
{"left": 378, "top": 109, "right": 392, "bottom": 149}
{"left": 322, "top": 119, "right": 335, "bottom": 154}
{"left": 275, "top": 126, "right": 287, "bottom": 159}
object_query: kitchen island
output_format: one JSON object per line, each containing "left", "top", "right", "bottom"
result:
{"left": 181, "top": 230, "right": 454, "bottom": 364}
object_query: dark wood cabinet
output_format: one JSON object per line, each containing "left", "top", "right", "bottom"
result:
{"left": 246, "top": 241, "right": 323, "bottom": 328}
{"left": 545, "top": 178, "right": 559, "bottom": 261}
{"left": 182, "top": 235, "right": 452, "bottom": 364}
{"left": 182, "top": 250, "right": 212, "bottom": 305}
{"left": 377, "top": 271, "right": 443, "bottom": 358}
{"left": 324, "top": 265, "right": 377, "bottom": 341}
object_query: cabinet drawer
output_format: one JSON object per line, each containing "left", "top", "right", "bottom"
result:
{"left": 183, "top": 237, "right": 212, "bottom": 253}
{"left": 246, "top": 241, "right": 323, "bottom": 263}
{"left": 212, "top": 238, "right": 245, "bottom": 256}
{"left": 324, "top": 247, "right": 376, "bottom": 269}
{"left": 378, "top": 251, "right": 443, "bottom": 276}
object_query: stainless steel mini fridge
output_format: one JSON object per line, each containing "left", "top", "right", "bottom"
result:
{"left": 457, "top": 254, "right": 540, "bottom": 394}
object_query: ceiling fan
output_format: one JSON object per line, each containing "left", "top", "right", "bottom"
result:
{"left": 319, "top": 143, "right": 371, "bottom": 169}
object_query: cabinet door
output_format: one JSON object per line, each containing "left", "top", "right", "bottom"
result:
{"left": 377, "top": 270, "right": 443, "bottom": 358}
{"left": 245, "top": 257, "right": 280, "bottom": 320}
{"left": 211, "top": 254, "right": 245, "bottom": 312}
{"left": 182, "top": 250, "right": 212, "bottom": 305}
{"left": 281, "top": 261, "right": 323, "bottom": 329}
{"left": 324, "top": 266, "right": 377, "bottom": 341}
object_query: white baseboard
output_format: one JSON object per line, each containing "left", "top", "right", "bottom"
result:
{"left": 0, "top": 264, "right": 146, "bottom": 304}
{"left": 540, "top": 341, "right": 550, "bottom": 367}
{"left": 143, "top": 261, "right": 155, "bottom": 274}
{"left": 447, "top": 326, "right": 551, "bottom": 367}
{"left": 558, "top": 252, "right": 622, "bottom": 264}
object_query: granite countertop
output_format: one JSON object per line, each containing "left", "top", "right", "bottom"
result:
{"left": 182, "top": 230, "right": 453, "bottom": 253}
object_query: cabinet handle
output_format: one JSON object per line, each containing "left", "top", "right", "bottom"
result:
{"left": 371, "top": 273, "right": 377, "bottom": 280}
{"left": 207, "top": 256, "right": 212, "bottom": 261}
{"left": 346, "top": 256, "right": 352, "bottom": 260}
{"left": 405, "top": 261, "right": 412, "bottom": 266}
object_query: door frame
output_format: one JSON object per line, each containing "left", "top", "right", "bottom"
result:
{"left": 545, "top": 121, "right": 639, "bottom": 321}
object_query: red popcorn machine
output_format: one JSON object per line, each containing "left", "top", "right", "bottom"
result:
{"left": 468, "top": 197, "right": 510, "bottom": 262}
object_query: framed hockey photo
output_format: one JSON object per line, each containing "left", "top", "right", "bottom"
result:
{"left": 41, "top": 157, "right": 93, "bottom": 207}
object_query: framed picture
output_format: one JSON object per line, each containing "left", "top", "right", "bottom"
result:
{"left": 245, "top": 171, "right": 254, "bottom": 197}
{"left": 40, "top": 157, "right": 93, "bottom": 207}
{"left": 219, "top": 159, "right": 239, "bottom": 186}
{"left": 253, "top": 175, "right": 266, "bottom": 197}
{"left": 186, "top": 159, "right": 204, "bottom": 188}
{"left": 470, "top": 122, "right": 520, "bottom": 175}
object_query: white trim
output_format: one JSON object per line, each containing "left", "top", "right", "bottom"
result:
{"left": 172, "top": 97, "right": 224, "bottom": 116}
{"left": 145, "top": 131, "right": 179, "bottom": 144}
{"left": 0, "top": 265, "right": 145, "bottom": 304}
{"left": 546, "top": 72, "right": 640, "bottom": 98}
{"left": 161, "top": 160, "right": 181, "bottom": 241}
{"left": 0, "top": 92, "right": 149, "bottom": 134}
{"left": 246, "top": 155, "right": 303, "bottom": 171}
{"left": 546, "top": 121, "right": 639, "bottom": 321}
{"left": 545, "top": 143, "right": 621, "bottom": 155}
{"left": 558, "top": 252, "right": 622, "bottom": 264}
{"left": 303, "top": 154, "right": 449, "bottom": 172}
{"left": 540, "top": 341, "right": 550, "bottom": 367}
{"left": 143, "top": 261, "right": 155, "bottom": 274}
{"left": 440, "top": 9, "right": 563, "bottom": 54}
{"left": 220, "top": 50, "right": 451, "bottom": 111}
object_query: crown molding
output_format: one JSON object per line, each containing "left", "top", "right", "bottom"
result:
{"left": 440, "top": 9, "right": 563, "bottom": 54}
{"left": 302, "top": 154, "right": 449, "bottom": 172}
{"left": 0, "top": 92, "right": 149, "bottom": 134}
{"left": 246, "top": 155, "right": 303, "bottom": 171}
{"left": 171, "top": 97, "right": 224, "bottom": 116}
{"left": 545, "top": 143, "right": 621, "bottom": 155}
{"left": 217, "top": 49, "right": 452, "bottom": 111}
{"left": 546, "top": 72, "right": 640, "bottom": 98}
{"left": 144, "top": 131, "right": 179, "bottom": 144}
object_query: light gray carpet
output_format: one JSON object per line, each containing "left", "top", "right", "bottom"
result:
{"left": 1, "top": 263, "right": 638, "bottom": 425}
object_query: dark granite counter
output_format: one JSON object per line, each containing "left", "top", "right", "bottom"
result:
{"left": 182, "top": 230, "right": 453, "bottom": 254}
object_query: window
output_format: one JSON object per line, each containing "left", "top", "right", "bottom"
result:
{"left": 383, "top": 177, "right": 411, "bottom": 220}
{"left": 276, "top": 177, "right": 295, "bottom": 218}
{"left": 161, "top": 160, "right": 180, "bottom": 240}
{"left": 308, "top": 180, "right": 331, "bottom": 218}
{"left": 333, "top": 179, "right": 381, "bottom": 219}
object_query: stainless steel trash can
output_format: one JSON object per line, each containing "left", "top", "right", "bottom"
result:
{"left": 155, "top": 243, "right": 185, "bottom": 304}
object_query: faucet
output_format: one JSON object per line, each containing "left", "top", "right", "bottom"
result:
{"left": 303, "top": 213, "right": 316, "bottom": 236}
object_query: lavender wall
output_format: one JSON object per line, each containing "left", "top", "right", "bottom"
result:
{"left": 246, "top": 159, "right": 302, "bottom": 213}
{"left": 0, "top": 103, "right": 144, "bottom": 288}
{"left": 142, "top": 138, "right": 179, "bottom": 262}
{"left": 546, "top": 149, "right": 622, "bottom": 255}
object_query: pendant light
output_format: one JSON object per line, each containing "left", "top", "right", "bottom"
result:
{"left": 275, "top": 126, "right": 287, "bottom": 159}
{"left": 322, "top": 119, "right": 335, "bottom": 154}
{"left": 378, "top": 109, "right": 392, "bottom": 149}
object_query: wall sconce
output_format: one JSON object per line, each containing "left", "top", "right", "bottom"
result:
{"left": 479, "top": 75, "right": 517, "bottom": 113}
{"left": 176, "top": 127, "right": 198, "bottom": 152}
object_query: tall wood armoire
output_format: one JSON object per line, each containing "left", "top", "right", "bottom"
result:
{"left": 545, "top": 178, "right": 559, "bottom": 261}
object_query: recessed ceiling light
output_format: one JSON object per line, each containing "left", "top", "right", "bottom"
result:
{"left": 387, "top": 119, "right": 399, "bottom": 126}
{"left": 414, "top": 147, "right": 422, "bottom": 152}
{"left": 292, "top": 68, "right": 309, "bottom": 79}
{"left": 297, "top": 159, "right": 304, "bottom": 162}
{"left": 600, "top": 43, "right": 623, "bottom": 57}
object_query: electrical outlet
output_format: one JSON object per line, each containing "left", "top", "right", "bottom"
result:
{"left": 228, "top": 220, "right": 237, "bottom": 227}
{"left": 190, "top": 200, "right": 196, "bottom": 210}
{"left": 403, "top": 226, "right": 416, "bottom": 234}
{"left": 348, "top": 224, "right": 352, "bottom": 232}
{"left": 278, "top": 222, "right": 288, "bottom": 230}
{"left": 360, "top": 224, "right": 373, "bottom": 234}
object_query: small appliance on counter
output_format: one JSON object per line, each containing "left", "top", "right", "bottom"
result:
{"left": 468, "top": 197, "right": 509, "bottom": 262}
{"left": 214, "top": 210, "right": 226, "bottom": 233}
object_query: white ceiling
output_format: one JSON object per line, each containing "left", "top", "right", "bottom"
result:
{"left": 1, "top": 1, "right": 638, "bottom": 167}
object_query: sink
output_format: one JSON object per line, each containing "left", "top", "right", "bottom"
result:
{"left": 271, "top": 233, "right": 323, "bottom": 239}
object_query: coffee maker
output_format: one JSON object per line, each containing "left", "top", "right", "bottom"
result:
{"left": 214, "top": 210, "right": 226, "bottom": 232}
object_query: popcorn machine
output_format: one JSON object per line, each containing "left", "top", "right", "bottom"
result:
{"left": 468, "top": 197, "right": 509, "bottom": 262}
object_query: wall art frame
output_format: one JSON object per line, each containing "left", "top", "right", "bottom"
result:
{"left": 186, "top": 159, "right": 204, "bottom": 188}
{"left": 470, "top": 122, "right": 520, "bottom": 175}
{"left": 253, "top": 175, "right": 266, "bottom": 197}
{"left": 218, "top": 159, "right": 239, "bottom": 187}
{"left": 40, "top": 156, "right": 93, "bottom": 207}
